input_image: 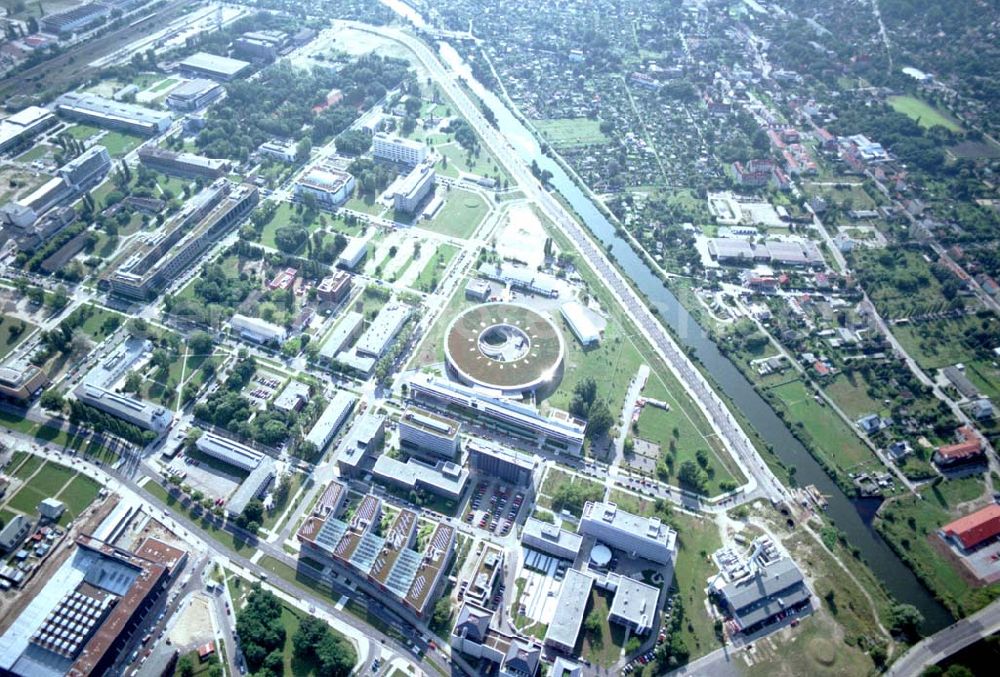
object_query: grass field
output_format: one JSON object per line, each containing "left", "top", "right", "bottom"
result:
{"left": 823, "top": 373, "right": 886, "bottom": 420}
{"left": 56, "top": 474, "right": 102, "bottom": 525}
{"left": 534, "top": 118, "right": 610, "bottom": 148}
{"left": 0, "top": 316, "right": 36, "bottom": 360}
{"left": 100, "top": 131, "right": 144, "bottom": 157}
{"left": 577, "top": 589, "right": 627, "bottom": 667}
{"left": 765, "top": 378, "right": 874, "bottom": 476}
{"left": 411, "top": 243, "right": 459, "bottom": 293}
{"left": 64, "top": 124, "right": 102, "bottom": 141}
{"left": 419, "top": 189, "right": 489, "bottom": 239}
{"left": 15, "top": 144, "right": 54, "bottom": 162}
{"left": 888, "top": 95, "right": 962, "bottom": 132}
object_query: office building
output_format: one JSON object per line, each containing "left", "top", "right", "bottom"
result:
{"left": 233, "top": 30, "right": 287, "bottom": 60}
{"left": 390, "top": 165, "right": 434, "bottom": 213}
{"left": 296, "top": 165, "right": 355, "bottom": 207}
{"left": 165, "top": 78, "right": 224, "bottom": 111}
{"left": 467, "top": 438, "right": 537, "bottom": 487}
{"left": 521, "top": 517, "right": 581, "bottom": 561}
{"left": 451, "top": 603, "right": 542, "bottom": 677}
{"left": 297, "top": 493, "right": 454, "bottom": 621}
{"left": 12, "top": 176, "right": 74, "bottom": 216}
{"left": 713, "top": 557, "right": 810, "bottom": 634}
{"left": 371, "top": 456, "right": 468, "bottom": 502}
{"left": 399, "top": 406, "right": 461, "bottom": 459}
{"left": 406, "top": 374, "right": 586, "bottom": 455}
{"left": 195, "top": 432, "right": 276, "bottom": 517}
{"left": 304, "top": 390, "right": 357, "bottom": 453}
{"left": 39, "top": 3, "right": 110, "bottom": 34}
{"left": 138, "top": 146, "right": 230, "bottom": 179}
{"left": 0, "top": 534, "right": 186, "bottom": 677}
{"left": 258, "top": 140, "right": 297, "bottom": 163}
{"left": 465, "top": 278, "right": 491, "bottom": 301}
{"left": 107, "top": 182, "right": 257, "bottom": 299}
{"left": 335, "top": 412, "right": 385, "bottom": 477}
{"left": 544, "top": 569, "right": 594, "bottom": 653}
{"left": 316, "top": 271, "right": 351, "bottom": 303}
{"left": 273, "top": 380, "right": 310, "bottom": 413}
{"left": 580, "top": 501, "right": 677, "bottom": 565}
{"left": 57, "top": 145, "right": 111, "bottom": 191}
{"left": 356, "top": 303, "right": 410, "bottom": 359}
{"left": 179, "top": 52, "right": 251, "bottom": 81}
{"left": 54, "top": 92, "right": 172, "bottom": 136}
{"left": 605, "top": 573, "right": 659, "bottom": 635}
{"left": 372, "top": 133, "right": 428, "bottom": 165}
{"left": 336, "top": 237, "right": 368, "bottom": 270}
{"left": 318, "top": 311, "right": 364, "bottom": 362}
{"left": 0, "top": 365, "right": 48, "bottom": 401}
{"left": 73, "top": 383, "right": 173, "bottom": 434}
{"left": 0, "top": 106, "right": 56, "bottom": 154}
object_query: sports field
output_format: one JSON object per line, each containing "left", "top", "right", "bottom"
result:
{"left": 888, "top": 95, "right": 962, "bottom": 132}
{"left": 534, "top": 118, "right": 610, "bottom": 148}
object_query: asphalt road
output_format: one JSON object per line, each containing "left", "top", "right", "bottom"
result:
{"left": 887, "top": 598, "right": 1000, "bottom": 676}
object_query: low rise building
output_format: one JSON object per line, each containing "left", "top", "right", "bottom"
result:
{"left": 0, "top": 106, "right": 56, "bottom": 154}
{"left": 195, "top": 432, "right": 276, "bottom": 517}
{"left": 316, "top": 271, "right": 352, "bottom": 303}
{"left": 304, "top": 390, "right": 357, "bottom": 453}
{"left": 604, "top": 572, "right": 659, "bottom": 635}
{"left": 544, "top": 568, "right": 593, "bottom": 653}
{"left": 73, "top": 383, "right": 173, "bottom": 434}
{"left": 296, "top": 165, "right": 355, "bottom": 207}
{"left": 138, "top": 146, "right": 230, "bottom": 179}
{"left": 230, "top": 314, "right": 287, "bottom": 344}
{"left": 0, "top": 365, "right": 48, "bottom": 401}
{"left": 713, "top": 557, "right": 810, "bottom": 635}
{"left": 939, "top": 504, "right": 1000, "bottom": 552}
{"left": 451, "top": 603, "right": 542, "bottom": 677}
{"left": 465, "top": 278, "right": 491, "bottom": 301}
{"left": 57, "top": 145, "right": 111, "bottom": 191}
{"left": 477, "top": 262, "right": 560, "bottom": 298}
{"left": 179, "top": 52, "right": 251, "bottom": 81}
{"left": 467, "top": 438, "right": 537, "bottom": 487}
{"left": 336, "top": 237, "right": 368, "bottom": 270}
{"left": 318, "top": 311, "right": 364, "bottom": 362}
{"left": 355, "top": 303, "right": 411, "bottom": 360}
{"left": 54, "top": 92, "right": 172, "bottom": 136}
{"left": 559, "top": 301, "right": 602, "bottom": 346}
{"left": 40, "top": 3, "right": 110, "bottom": 34}
{"left": 0, "top": 515, "right": 31, "bottom": 552}
{"left": 521, "top": 517, "right": 581, "bottom": 561}
{"left": 38, "top": 498, "right": 66, "bottom": 521}
{"left": 258, "top": 139, "right": 297, "bottom": 163}
{"left": 371, "top": 456, "right": 468, "bottom": 502}
{"left": 933, "top": 426, "right": 985, "bottom": 468}
{"left": 273, "top": 380, "right": 310, "bottom": 413}
{"left": 233, "top": 30, "right": 288, "bottom": 60}
{"left": 165, "top": 79, "right": 224, "bottom": 111}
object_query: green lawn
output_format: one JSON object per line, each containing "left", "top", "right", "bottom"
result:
{"left": 419, "top": 189, "right": 489, "bottom": 239}
{"left": 410, "top": 243, "right": 459, "bottom": 293}
{"left": 577, "top": 589, "right": 627, "bottom": 667}
{"left": 56, "top": 474, "right": 101, "bottom": 525}
{"left": 25, "top": 460, "right": 75, "bottom": 496}
{"left": 0, "top": 317, "right": 36, "bottom": 360}
{"left": 100, "top": 131, "right": 144, "bottom": 157}
{"left": 888, "top": 95, "right": 962, "bottom": 132}
{"left": 68, "top": 303, "right": 124, "bottom": 342}
{"left": 824, "top": 373, "right": 887, "bottom": 420}
{"left": 534, "top": 118, "right": 610, "bottom": 148}
{"left": 144, "top": 481, "right": 257, "bottom": 555}
{"left": 15, "top": 144, "right": 54, "bottom": 162}
{"left": 149, "top": 77, "right": 178, "bottom": 93}
{"left": 765, "top": 378, "right": 874, "bottom": 476}
{"left": 435, "top": 141, "right": 508, "bottom": 183}
{"left": 9, "top": 453, "right": 45, "bottom": 480}
{"left": 65, "top": 124, "right": 102, "bottom": 141}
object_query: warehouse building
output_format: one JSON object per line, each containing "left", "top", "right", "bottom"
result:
{"left": 467, "top": 438, "right": 537, "bottom": 487}
{"left": 399, "top": 406, "right": 461, "bottom": 459}
{"left": 165, "top": 78, "right": 224, "bottom": 111}
{"left": 940, "top": 504, "right": 1000, "bottom": 553}
{"left": 73, "top": 383, "right": 173, "bottom": 434}
{"left": 372, "top": 456, "right": 468, "bottom": 502}
{"left": 335, "top": 303, "right": 411, "bottom": 375}
{"left": 521, "top": 517, "right": 581, "bottom": 561}
{"left": 373, "top": 133, "right": 428, "bottom": 166}
{"left": 138, "top": 146, "right": 230, "bottom": 179}
{"left": 179, "top": 52, "right": 251, "bottom": 81}
{"left": 559, "top": 301, "right": 603, "bottom": 346}
{"left": 580, "top": 501, "right": 676, "bottom": 564}
{"left": 390, "top": 165, "right": 435, "bottom": 213}
{"left": 40, "top": 3, "right": 110, "bottom": 34}
{"left": 0, "top": 106, "right": 56, "bottom": 154}
{"left": 304, "top": 390, "right": 358, "bottom": 453}
{"left": 54, "top": 92, "right": 172, "bottom": 136}
{"left": 296, "top": 165, "right": 356, "bottom": 207}
{"left": 230, "top": 313, "right": 287, "bottom": 344}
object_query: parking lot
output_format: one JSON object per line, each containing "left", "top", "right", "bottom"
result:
{"left": 462, "top": 479, "right": 525, "bottom": 537}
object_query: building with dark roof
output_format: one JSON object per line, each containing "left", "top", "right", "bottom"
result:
{"left": 714, "top": 558, "right": 810, "bottom": 634}
{"left": 40, "top": 3, "right": 110, "bottom": 35}
{"left": 940, "top": 504, "right": 1000, "bottom": 552}
{"left": 450, "top": 603, "right": 542, "bottom": 677}
{"left": 138, "top": 146, "right": 230, "bottom": 179}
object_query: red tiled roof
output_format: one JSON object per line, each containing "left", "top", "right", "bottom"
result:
{"left": 941, "top": 504, "right": 1000, "bottom": 549}
{"left": 936, "top": 440, "right": 982, "bottom": 460}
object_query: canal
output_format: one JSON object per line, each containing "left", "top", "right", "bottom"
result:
{"left": 437, "top": 42, "right": 952, "bottom": 632}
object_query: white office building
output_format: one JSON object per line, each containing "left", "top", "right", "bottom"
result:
{"left": 398, "top": 407, "right": 461, "bottom": 459}
{"left": 390, "top": 165, "right": 434, "bottom": 213}
{"left": 230, "top": 314, "right": 287, "bottom": 344}
{"left": 73, "top": 383, "right": 173, "bottom": 434}
{"left": 304, "top": 390, "right": 357, "bottom": 452}
{"left": 521, "top": 517, "right": 582, "bottom": 561}
{"left": 373, "top": 133, "right": 428, "bottom": 166}
{"left": 337, "top": 237, "right": 368, "bottom": 270}
{"left": 580, "top": 501, "right": 676, "bottom": 564}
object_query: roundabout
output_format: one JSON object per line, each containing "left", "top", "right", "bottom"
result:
{"left": 444, "top": 303, "right": 565, "bottom": 396}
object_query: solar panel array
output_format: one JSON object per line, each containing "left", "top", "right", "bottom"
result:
{"left": 29, "top": 590, "right": 115, "bottom": 659}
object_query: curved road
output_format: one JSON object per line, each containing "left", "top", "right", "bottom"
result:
{"left": 887, "top": 598, "right": 1000, "bottom": 676}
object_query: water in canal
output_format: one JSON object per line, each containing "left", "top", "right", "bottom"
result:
{"left": 438, "top": 43, "right": 952, "bottom": 632}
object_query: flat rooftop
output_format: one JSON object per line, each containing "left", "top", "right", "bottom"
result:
{"left": 545, "top": 568, "right": 593, "bottom": 649}
{"left": 180, "top": 52, "right": 250, "bottom": 77}
{"left": 400, "top": 406, "right": 460, "bottom": 440}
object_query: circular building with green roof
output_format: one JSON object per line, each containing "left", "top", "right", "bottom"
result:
{"left": 444, "top": 303, "right": 565, "bottom": 396}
